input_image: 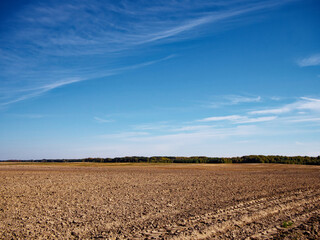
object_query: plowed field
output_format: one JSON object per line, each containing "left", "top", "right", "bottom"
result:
{"left": 0, "top": 163, "right": 319, "bottom": 239}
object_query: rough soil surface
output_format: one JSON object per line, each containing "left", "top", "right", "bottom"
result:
{"left": 0, "top": 163, "right": 319, "bottom": 239}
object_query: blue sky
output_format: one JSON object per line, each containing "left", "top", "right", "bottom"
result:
{"left": 0, "top": 0, "right": 319, "bottom": 159}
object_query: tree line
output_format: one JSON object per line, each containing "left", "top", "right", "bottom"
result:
{"left": 6, "top": 155, "right": 320, "bottom": 165}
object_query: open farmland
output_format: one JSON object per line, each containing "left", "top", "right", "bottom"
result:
{"left": 0, "top": 163, "right": 319, "bottom": 239}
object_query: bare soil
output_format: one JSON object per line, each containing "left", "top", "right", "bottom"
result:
{"left": 0, "top": 163, "right": 319, "bottom": 239}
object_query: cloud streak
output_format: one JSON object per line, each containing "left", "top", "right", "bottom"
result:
{"left": 94, "top": 117, "right": 113, "bottom": 123}
{"left": 0, "top": 0, "right": 295, "bottom": 106}
{"left": 90, "top": 96, "right": 320, "bottom": 157}
{"left": 197, "top": 114, "right": 276, "bottom": 124}
{"left": 205, "top": 95, "right": 262, "bottom": 108}
{"left": 297, "top": 54, "right": 320, "bottom": 67}
{"left": 0, "top": 55, "right": 173, "bottom": 106}
{"left": 250, "top": 97, "right": 320, "bottom": 115}
{"left": 198, "top": 115, "right": 242, "bottom": 122}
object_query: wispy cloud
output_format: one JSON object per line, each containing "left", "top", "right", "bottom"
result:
{"left": 250, "top": 97, "right": 320, "bottom": 115}
{"left": 0, "top": 56, "right": 172, "bottom": 106}
{"left": 0, "top": 0, "right": 295, "bottom": 106}
{"left": 205, "top": 95, "right": 261, "bottom": 108}
{"left": 73, "top": 95, "right": 320, "bottom": 157}
{"left": 297, "top": 54, "right": 320, "bottom": 67}
{"left": 94, "top": 117, "right": 113, "bottom": 123}
{"left": 227, "top": 95, "right": 261, "bottom": 104}
{"left": 288, "top": 117, "right": 320, "bottom": 123}
{"left": 12, "top": 0, "right": 292, "bottom": 54}
{"left": 101, "top": 125, "right": 259, "bottom": 144}
{"left": 197, "top": 114, "right": 276, "bottom": 124}
{"left": 172, "top": 125, "right": 212, "bottom": 132}
{"left": 99, "top": 131, "right": 149, "bottom": 139}
{"left": 133, "top": 122, "right": 170, "bottom": 131}
{"left": 198, "top": 115, "right": 242, "bottom": 122}
{"left": 250, "top": 106, "right": 292, "bottom": 115}
{"left": 236, "top": 116, "right": 277, "bottom": 123}
{"left": 9, "top": 113, "right": 45, "bottom": 119}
